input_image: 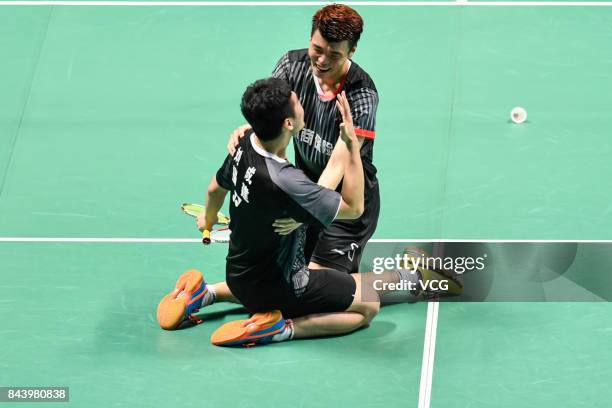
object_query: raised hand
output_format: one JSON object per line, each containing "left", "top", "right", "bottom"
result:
{"left": 335, "top": 91, "right": 357, "bottom": 150}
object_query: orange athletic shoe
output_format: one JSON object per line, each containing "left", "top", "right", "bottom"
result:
{"left": 157, "top": 269, "right": 208, "bottom": 330}
{"left": 211, "top": 310, "right": 287, "bottom": 347}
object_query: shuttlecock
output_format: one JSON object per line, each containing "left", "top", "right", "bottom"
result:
{"left": 511, "top": 107, "right": 527, "bottom": 124}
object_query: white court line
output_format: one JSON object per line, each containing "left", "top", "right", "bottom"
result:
{"left": 418, "top": 302, "right": 439, "bottom": 408}
{"left": 0, "top": 235, "right": 598, "bottom": 408}
{"left": 0, "top": 237, "right": 200, "bottom": 243}
{"left": 365, "top": 239, "right": 612, "bottom": 243}
{"left": 2, "top": 1, "right": 612, "bottom": 6}
{"left": 0, "top": 237, "right": 610, "bottom": 243}
{"left": 0, "top": 3, "right": 603, "bottom": 407}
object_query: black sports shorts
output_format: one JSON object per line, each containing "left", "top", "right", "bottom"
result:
{"left": 306, "top": 182, "right": 380, "bottom": 274}
{"left": 226, "top": 268, "right": 357, "bottom": 319}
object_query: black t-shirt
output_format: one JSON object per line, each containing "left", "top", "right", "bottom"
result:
{"left": 216, "top": 132, "right": 341, "bottom": 293}
{"left": 272, "top": 49, "right": 379, "bottom": 191}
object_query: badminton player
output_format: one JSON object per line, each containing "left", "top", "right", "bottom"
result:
{"left": 229, "top": 4, "right": 379, "bottom": 275}
{"left": 158, "top": 79, "right": 461, "bottom": 346}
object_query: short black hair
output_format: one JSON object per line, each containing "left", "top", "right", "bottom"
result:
{"left": 240, "top": 78, "right": 294, "bottom": 141}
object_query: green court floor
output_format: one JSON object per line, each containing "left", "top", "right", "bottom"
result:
{"left": 1, "top": 3, "right": 611, "bottom": 407}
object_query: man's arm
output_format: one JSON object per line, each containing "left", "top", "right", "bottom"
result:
{"left": 274, "top": 92, "right": 363, "bottom": 234}
{"left": 198, "top": 177, "right": 229, "bottom": 232}
{"left": 334, "top": 91, "right": 364, "bottom": 220}
{"left": 205, "top": 177, "right": 229, "bottom": 227}
{"left": 276, "top": 139, "right": 356, "bottom": 233}
{"left": 317, "top": 135, "right": 365, "bottom": 190}
{"left": 318, "top": 87, "right": 378, "bottom": 190}
{"left": 197, "top": 156, "right": 232, "bottom": 231}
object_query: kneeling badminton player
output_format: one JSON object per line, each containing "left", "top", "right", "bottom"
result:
{"left": 157, "top": 78, "right": 459, "bottom": 347}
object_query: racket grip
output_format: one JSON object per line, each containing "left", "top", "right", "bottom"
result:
{"left": 202, "top": 229, "right": 211, "bottom": 245}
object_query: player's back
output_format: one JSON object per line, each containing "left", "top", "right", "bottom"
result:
{"left": 215, "top": 132, "right": 341, "bottom": 285}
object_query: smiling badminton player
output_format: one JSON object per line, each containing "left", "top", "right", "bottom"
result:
{"left": 158, "top": 79, "right": 461, "bottom": 345}
{"left": 229, "top": 4, "right": 380, "bottom": 275}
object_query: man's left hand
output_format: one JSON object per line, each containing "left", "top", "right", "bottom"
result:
{"left": 272, "top": 218, "right": 303, "bottom": 235}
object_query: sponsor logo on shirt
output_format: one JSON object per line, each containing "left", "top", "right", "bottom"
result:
{"left": 297, "top": 128, "right": 333, "bottom": 157}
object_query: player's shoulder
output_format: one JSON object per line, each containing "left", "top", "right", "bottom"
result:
{"left": 265, "top": 159, "right": 314, "bottom": 192}
{"left": 284, "top": 48, "right": 309, "bottom": 62}
{"left": 265, "top": 156, "right": 298, "bottom": 179}
{"left": 232, "top": 130, "right": 263, "bottom": 166}
{"left": 345, "top": 61, "right": 378, "bottom": 94}
{"left": 236, "top": 129, "right": 254, "bottom": 151}
{"left": 244, "top": 132, "right": 292, "bottom": 176}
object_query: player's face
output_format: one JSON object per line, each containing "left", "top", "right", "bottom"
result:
{"left": 288, "top": 91, "right": 305, "bottom": 134}
{"left": 308, "top": 29, "right": 355, "bottom": 80}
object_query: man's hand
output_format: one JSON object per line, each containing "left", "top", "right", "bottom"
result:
{"left": 335, "top": 91, "right": 358, "bottom": 151}
{"left": 227, "top": 124, "right": 252, "bottom": 155}
{"left": 197, "top": 211, "right": 217, "bottom": 232}
{"left": 272, "top": 218, "right": 303, "bottom": 235}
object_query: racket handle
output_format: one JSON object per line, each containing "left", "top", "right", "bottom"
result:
{"left": 202, "top": 229, "right": 211, "bottom": 245}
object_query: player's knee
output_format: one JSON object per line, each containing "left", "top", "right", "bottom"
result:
{"left": 360, "top": 301, "right": 380, "bottom": 326}
{"left": 355, "top": 203, "right": 364, "bottom": 218}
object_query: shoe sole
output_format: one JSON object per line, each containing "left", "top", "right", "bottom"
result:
{"left": 419, "top": 267, "right": 463, "bottom": 295}
{"left": 404, "top": 247, "right": 463, "bottom": 296}
{"left": 157, "top": 269, "right": 204, "bottom": 330}
{"left": 211, "top": 310, "right": 284, "bottom": 347}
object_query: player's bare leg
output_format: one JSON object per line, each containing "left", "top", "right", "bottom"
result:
{"left": 292, "top": 262, "right": 463, "bottom": 338}
{"left": 210, "top": 281, "right": 240, "bottom": 303}
{"left": 292, "top": 273, "right": 380, "bottom": 338}
{"left": 210, "top": 273, "right": 381, "bottom": 346}
{"left": 209, "top": 266, "right": 447, "bottom": 346}
{"left": 309, "top": 261, "right": 419, "bottom": 303}
{"left": 308, "top": 261, "right": 328, "bottom": 270}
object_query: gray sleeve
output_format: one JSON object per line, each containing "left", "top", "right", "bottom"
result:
{"left": 267, "top": 160, "right": 341, "bottom": 228}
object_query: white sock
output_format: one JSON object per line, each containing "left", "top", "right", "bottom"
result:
{"left": 270, "top": 320, "right": 294, "bottom": 342}
{"left": 201, "top": 284, "right": 216, "bottom": 307}
{"left": 395, "top": 268, "right": 421, "bottom": 296}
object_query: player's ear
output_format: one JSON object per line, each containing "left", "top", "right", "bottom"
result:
{"left": 284, "top": 117, "right": 294, "bottom": 131}
{"left": 348, "top": 46, "right": 356, "bottom": 59}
